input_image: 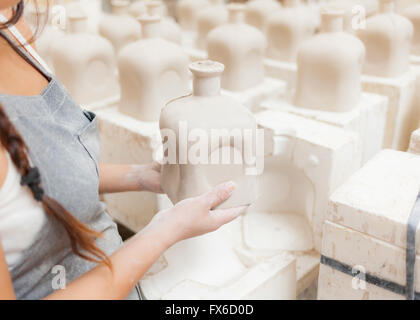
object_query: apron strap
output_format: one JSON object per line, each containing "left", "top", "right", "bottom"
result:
{"left": 0, "top": 13, "right": 52, "bottom": 74}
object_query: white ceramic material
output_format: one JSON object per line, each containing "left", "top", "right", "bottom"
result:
{"left": 51, "top": 12, "right": 119, "bottom": 106}
{"left": 176, "top": 0, "right": 210, "bottom": 31}
{"left": 98, "top": 0, "right": 142, "bottom": 52}
{"left": 294, "top": 9, "right": 365, "bottom": 112}
{"left": 402, "top": 4, "right": 420, "bottom": 56}
{"left": 266, "top": 0, "right": 318, "bottom": 63}
{"left": 207, "top": 4, "right": 267, "bottom": 92}
{"left": 146, "top": 0, "right": 182, "bottom": 44}
{"left": 160, "top": 60, "right": 259, "bottom": 209}
{"left": 357, "top": 0, "right": 413, "bottom": 78}
{"left": 118, "top": 15, "right": 190, "bottom": 121}
{"left": 196, "top": 0, "right": 228, "bottom": 49}
{"left": 245, "top": 0, "right": 281, "bottom": 32}
{"left": 318, "top": 144, "right": 420, "bottom": 300}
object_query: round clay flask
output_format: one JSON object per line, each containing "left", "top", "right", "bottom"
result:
{"left": 207, "top": 4, "right": 267, "bottom": 91}
{"left": 294, "top": 9, "right": 365, "bottom": 112}
{"left": 160, "top": 60, "right": 259, "bottom": 209}
{"left": 51, "top": 12, "right": 119, "bottom": 105}
{"left": 245, "top": 0, "right": 281, "bottom": 32}
{"left": 357, "top": 0, "right": 413, "bottom": 78}
{"left": 266, "top": 0, "right": 318, "bottom": 62}
{"left": 98, "top": 0, "right": 142, "bottom": 52}
{"left": 118, "top": 15, "right": 190, "bottom": 121}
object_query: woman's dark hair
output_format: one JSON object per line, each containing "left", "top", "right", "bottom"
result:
{"left": 0, "top": 1, "right": 111, "bottom": 267}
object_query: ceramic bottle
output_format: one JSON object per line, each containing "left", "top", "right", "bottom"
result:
{"left": 146, "top": 0, "right": 182, "bottom": 44}
{"left": 98, "top": 0, "right": 142, "bottom": 52}
{"left": 118, "top": 15, "right": 190, "bottom": 121}
{"left": 160, "top": 60, "right": 259, "bottom": 209}
{"left": 402, "top": 3, "right": 420, "bottom": 56}
{"left": 357, "top": 0, "right": 413, "bottom": 78}
{"left": 176, "top": 0, "right": 210, "bottom": 31}
{"left": 196, "top": 0, "right": 228, "bottom": 50}
{"left": 245, "top": 0, "right": 281, "bottom": 32}
{"left": 266, "top": 0, "right": 318, "bottom": 62}
{"left": 294, "top": 9, "right": 365, "bottom": 112}
{"left": 51, "top": 12, "right": 119, "bottom": 105}
{"left": 207, "top": 4, "right": 267, "bottom": 91}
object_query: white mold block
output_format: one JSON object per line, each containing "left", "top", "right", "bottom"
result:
{"left": 318, "top": 148, "right": 420, "bottom": 300}
{"left": 97, "top": 107, "right": 161, "bottom": 231}
{"left": 259, "top": 93, "right": 388, "bottom": 164}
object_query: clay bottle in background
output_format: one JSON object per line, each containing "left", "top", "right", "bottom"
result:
{"left": 196, "top": 0, "right": 228, "bottom": 50}
{"left": 245, "top": 0, "right": 281, "bottom": 32}
{"left": 51, "top": 11, "right": 120, "bottom": 105}
{"left": 26, "top": 5, "right": 65, "bottom": 74}
{"left": 357, "top": 0, "right": 413, "bottom": 78}
{"left": 160, "top": 60, "right": 259, "bottom": 209}
{"left": 176, "top": 0, "right": 210, "bottom": 31}
{"left": 118, "top": 15, "right": 190, "bottom": 121}
{"left": 207, "top": 4, "right": 267, "bottom": 91}
{"left": 403, "top": 3, "right": 420, "bottom": 56}
{"left": 294, "top": 9, "right": 365, "bottom": 112}
{"left": 98, "top": 0, "right": 142, "bottom": 52}
{"left": 146, "top": 0, "right": 182, "bottom": 44}
{"left": 266, "top": 0, "right": 318, "bottom": 63}
{"left": 128, "top": 0, "right": 148, "bottom": 18}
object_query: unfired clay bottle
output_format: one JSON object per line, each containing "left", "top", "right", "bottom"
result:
{"left": 146, "top": 0, "right": 182, "bottom": 44}
{"left": 98, "top": 0, "right": 142, "bottom": 52}
{"left": 196, "top": 0, "right": 228, "bottom": 50}
{"left": 128, "top": 0, "right": 148, "bottom": 18}
{"left": 160, "top": 60, "right": 259, "bottom": 209}
{"left": 118, "top": 15, "right": 190, "bottom": 121}
{"left": 357, "top": 0, "right": 413, "bottom": 78}
{"left": 29, "top": 6, "right": 65, "bottom": 74}
{"left": 294, "top": 9, "right": 365, "bottom": 112}
{"left": 207, "top": 4, "right": 267, "bottom": 91}
{"left": 266, "top": 0, "right": 318, "bottom": 62}
{"left": 51, "top": 12, "right": 119, "bottom": 105}
{"left": 245, "top": 0, "right": 281, "bottom": 32}
{"left": 176, "top": 0, "right": 210, "bottom": 31}
{"left": 402, "top": 4, "right": 420, "bottom": 55}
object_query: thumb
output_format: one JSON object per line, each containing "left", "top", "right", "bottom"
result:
{"left": 200, "top": 181, "right": 236, "bottom": 209}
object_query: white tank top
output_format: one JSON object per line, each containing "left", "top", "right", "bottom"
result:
{"left": 0, "top": 153, "right": 45, "bottom": 269}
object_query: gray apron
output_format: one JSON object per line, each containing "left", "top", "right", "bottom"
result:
{"left": 0, "top": 29, "right": 141, "bottom": 300}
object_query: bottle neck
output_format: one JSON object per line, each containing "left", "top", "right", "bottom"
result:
{"left": 284, "top": 0, "right": 301, "bottom": 8}
{"left": 379, "top": 0, "right": 395, "bottom": 13}
{"left": 193, "top": 76, "right": 221, "bottom": 97}
{"left": 111, "top": 0, "right": 129, "bottom": 15}
{"left": 140, "top": 18, "right": 162, "bottom": 38}
{"left": 321, "top": 14, "right": 343, "bottom": 33}
{"left": 68, "top": 17, "right": 88, "bottom": 33}
{"left": 228, "top": 9, "right": 244, "bottom": 24}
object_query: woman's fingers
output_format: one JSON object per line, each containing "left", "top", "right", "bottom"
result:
{"left": 210, "top": 205, "right": 249, "bottom": 229}
{"left": 200, "top": 181, "right": 236, "bottom": 209}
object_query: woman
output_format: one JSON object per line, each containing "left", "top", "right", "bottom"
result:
{"left": 0, "top": 0, "right": 247, "bottom": 300}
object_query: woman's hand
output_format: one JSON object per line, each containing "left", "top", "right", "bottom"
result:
{"left": 144, "top": 181, "right": 249, "bottom": 248}
{"left": 98, "top": 162, "right": 163, "bottom": 194}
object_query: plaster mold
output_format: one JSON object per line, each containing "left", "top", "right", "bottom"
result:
{"left": 96, "top": 107, "right": 161, "bottom": 231}
{"left": 51, "top": 12, "right": 120, "bottom": 106}
{"left": 118, "top": 15, "right": 190, "bottom": 121}
{"left": 99, "top": 0, "right": 142, "bottom": 52}
{"left": 318, "top": 147, "right": 420, "bottom": 300}
{"left": 159, "top": 61, "right": 259, "bottom": 209}
{"left": 245, "top": 0, "right": 282, "bottom": 32}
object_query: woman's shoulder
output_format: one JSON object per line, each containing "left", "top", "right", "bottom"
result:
{"left": 0, "top": 146, "right": 8, "bottom": 189}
